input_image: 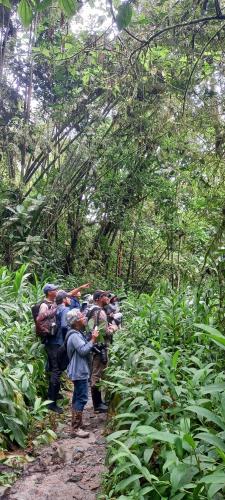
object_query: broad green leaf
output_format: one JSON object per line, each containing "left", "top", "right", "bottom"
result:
{"left": 200, "top": 471, "right": 225, "bottom": 483}
{"left": 0, "top": 0, "right": 11, "bottom": 7}
{"left": 115, "top": 474, "right": 142, "bottom": 492}
{"left": 107, "top": 430, "right": 128, "bottom": 441}
{"left": 195, "top": 324, "right": 223, "bottom": 337}
{"left": 3, "top": 416, "right": 26, "bottom": 447}
{"left": 34, "top": 397, "right": 42, "bottom": 412}
{"left": 183, "top": 433, "right": 196, "bottom": 450}
{"left": 153, "top": 389, "right": 162, "bottom": 409}
{"left": 147, "top": 429, "right": 178, "bottom": 444}
{"left": 172, "top": 350, "right": 180, "bottom": 369}
{"left": 170, "top": 464, "right": 198, "bottom": 493}
{"left": 112, "top": 439, "right": 158, "bottom": 482}
{"left": 195, "top": 432, "right": 225, "bottom": 452}
{"left": 195, "top": 324, "right": 225, "bottom": 350}
{"left": 116, "top": 2, "right": 133, "bottom": 30}
{"left": 143, "top": 448, "right": 154, "bottom": 464}
{"left": 114, "top": 412, "right": 137, "bottom": 420}
{"left": 208, "top": 483, "right": 224, "bottom": 498}
{"left": 136, "top": 425, "right": 156, "bottom": 435}
{"left": 175, "top": 437, "right": 183, "bottom": 459}
{"left": 201, "top": 383, "right": 225, "bottom": 394}
{"left": 18, "top": 0, "right": 33, "bottom": 26}
{"left": 109, "top": 452, "right": 131, "bottom": 464}
{"left": 187, "top": 405, "right": 225, "bottom": 430}
{"left": 58, "top": 0, "right": 78, "bottom": 16}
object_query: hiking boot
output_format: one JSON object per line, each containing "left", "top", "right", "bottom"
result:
{"left": 91, "top": 387, "right": 108, "bottom": 413}
{"left": 73, "top": 427, "right": 90, "bottom": 438}
{"left": 48, "top": 402, "right": 64, "bottom": 414}
{"left": 94, "top": 402, "right": 108, "bottom": 413}
{"left": 72, "top": 410, "right": 89, "bottom": 438}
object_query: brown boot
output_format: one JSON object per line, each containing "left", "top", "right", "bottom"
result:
{"left": 71, "top": 411, "right": 89, "bottom": 438}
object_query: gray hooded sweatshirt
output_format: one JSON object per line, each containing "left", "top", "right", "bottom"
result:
{"left": 66, "top": 329, "right": 93, "bottom": 381}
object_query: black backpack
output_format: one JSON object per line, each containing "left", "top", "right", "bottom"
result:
{"left": 57, "top": 331, "right": 74, "bottom": 371}
{"left": 85, "top": 306, "right": 101, "bottom": 325}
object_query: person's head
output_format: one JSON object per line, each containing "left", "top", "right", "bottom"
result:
{"left": 66, "top": 309, "right": 87, "bottom": 330}
{"left": 93, "top": 290, "right": 110, "bottom": 307}
{"left": 76, "top": 291, "right": 81, "bottom": 299}
{"left": 56, "top": 290, "right": 71, "bottom": 307}
{"left": 110, "top": 295, "right": 118, "bottom": 304}
{"left": 43, "top": 283, "right": 59, "bottom": 301}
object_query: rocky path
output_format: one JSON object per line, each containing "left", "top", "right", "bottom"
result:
{"left": 4, "top": 399, "right": 107, "bottom": 500}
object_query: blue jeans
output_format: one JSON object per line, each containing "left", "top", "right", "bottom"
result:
{"left": 72, "top": 379, "right": 88, "bottom": 411}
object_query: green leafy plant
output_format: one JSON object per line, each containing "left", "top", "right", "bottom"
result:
{"left": 103, "top": 289, "right": 225, "bottom": 499}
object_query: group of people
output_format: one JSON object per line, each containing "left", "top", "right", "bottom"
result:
{"left": 34, "top": 283, "right": 122, "bottom": 438}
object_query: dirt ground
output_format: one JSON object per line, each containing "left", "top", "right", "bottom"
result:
{"left": 2, "top": 398, "right": 107, "bottom": 500}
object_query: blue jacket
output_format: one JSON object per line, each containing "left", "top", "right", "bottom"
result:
{"left": 66, "top": 329, "right": 93, "bottom": 381}
{"left": 70, "top": 297, "right": 81, "bottom": 309}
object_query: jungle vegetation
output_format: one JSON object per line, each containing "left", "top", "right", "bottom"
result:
{"left": 1, "top": 0, "right": 225, "bottom": 497}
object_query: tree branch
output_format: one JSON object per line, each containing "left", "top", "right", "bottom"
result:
{"left": 130, "top": 14, "right": 225, "bottom": 62}
{"left": 182, "top": 22, "right": 225, "bottom": 115}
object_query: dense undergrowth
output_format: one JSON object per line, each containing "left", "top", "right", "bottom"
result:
{"left": 2, "top": 263, "right": 225, "bottom": 498}
{"left": 102, "top": 288, "right": 225, "bottom": 499}
{"left": 0, "top": 265, "right": 59, "bottom": 457}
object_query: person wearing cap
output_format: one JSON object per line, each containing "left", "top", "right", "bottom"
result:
{"left": 89, "top": 290, "right": 117, "bottom": 413}
{"left": 105, "top": 294, "right": 123, "bottom": 328}
{"left": 37, "top": 283, "right": 65, "bottom": 414}
{"left": 55, "top": 290, "right": 71, "bottom": 342}
{"left": 66, "top": 309, "right": 99, "bottom": 438}
{"left": 70, "top": 290, "right": 81, "bottom": 310}
{"left": 38, "top": 283, "right": 91, "bottom": 414}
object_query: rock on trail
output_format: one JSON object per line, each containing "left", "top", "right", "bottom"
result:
{"left": 4, "top": 399, "right": 107, "bottom": 500}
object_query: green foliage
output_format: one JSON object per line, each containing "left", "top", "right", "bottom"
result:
{"left": 0, "top": 265, "right": 49, "bottom": 449}
{"left": 116, "top": 2, "right": 133, "bottom": 30}
{"left": 58, "top": 0, "right": 78, "bottom": 16}
{"left": 18, "top": 0, "right": 33, "bottom": 27}
{"left": 103, "top": 289, "right": 225, "bottom": 498}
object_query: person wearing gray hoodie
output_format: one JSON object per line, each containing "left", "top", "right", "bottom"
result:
{"left": 66, "top": 309, "right": 99, "bottom": 438}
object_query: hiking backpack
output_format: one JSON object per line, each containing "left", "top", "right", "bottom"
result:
{"left": 57, "top": 331, "right": 74, "bottom": 371}
{"left": 31, "top": 301, "right": 57, "bottom": 341}
{"left": 85, "top": 306, "right": 101, "bottom": 326}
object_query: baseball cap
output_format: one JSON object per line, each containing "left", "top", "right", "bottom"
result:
{"left": 56, "top": 290, "right": 70, "bottom": 304}
{"left": 43, "top": 283, "right": 59, "bottom": 294}
{"left": 93, "top": 290, "right": 109, "bottom": 301}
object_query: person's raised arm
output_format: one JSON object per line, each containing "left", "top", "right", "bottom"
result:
{"left": 69, "top": 283, "right": 90, "bottom": 297}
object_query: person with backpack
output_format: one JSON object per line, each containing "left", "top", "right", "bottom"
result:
{"left": 105, "top": 293, "right": 123, "bottom": 328}
{"left": 33, "top": 282, "right": 91, "bottom": 414}
{"left": 66, "top": 308, "right": 99, "bottom": 438}
{"left": 55, "top": 290, "right": 71, "bottom": 341}
{"left": 35, "top": 284, "right": 66, "bottom": 414}
{"left": 87, "top": 290, "right": 117, "bottom": 413}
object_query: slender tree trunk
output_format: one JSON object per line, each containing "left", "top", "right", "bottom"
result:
{"left": 126, "top": 225, "right": 138, "bottom": 285}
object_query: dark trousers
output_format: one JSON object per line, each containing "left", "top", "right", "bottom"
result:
{"left": 72, "top": 379, "right": 88, "bottom": 412}
{"left": 45, "top": 344, "right": 62, "bottom": 402}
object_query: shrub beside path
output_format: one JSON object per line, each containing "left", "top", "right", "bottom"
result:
{"left": 4, "top": 398, "right": 107, "bottom": 500}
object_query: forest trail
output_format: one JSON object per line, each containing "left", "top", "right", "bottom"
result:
{"left": 4, "top": 396, "right": 107, "bottom": 500}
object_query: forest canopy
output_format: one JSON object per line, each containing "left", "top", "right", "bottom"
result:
{"left": 0, "top": 0, "right": 225, "bottom": 296}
